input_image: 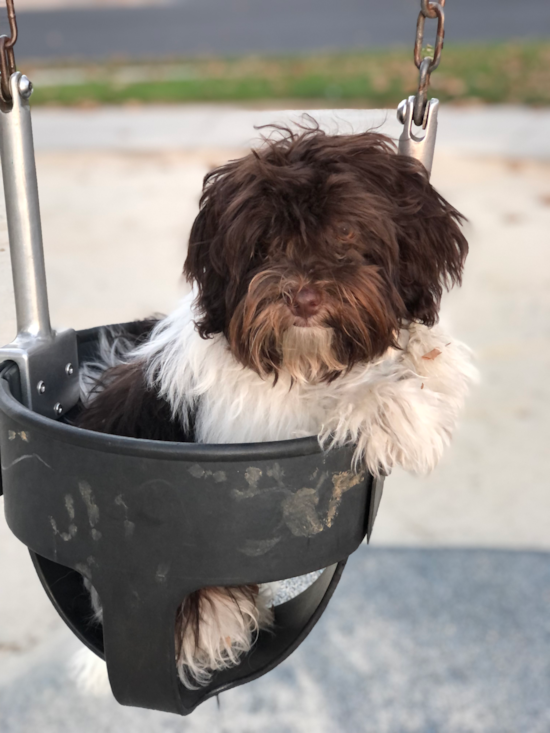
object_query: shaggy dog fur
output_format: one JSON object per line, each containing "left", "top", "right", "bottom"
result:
{"left": 78, "top": 126, "right": 476, "bottom": 689}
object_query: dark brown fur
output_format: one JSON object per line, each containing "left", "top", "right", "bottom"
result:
{"left": 185, "top": 125, "right": 467, "bottom": 379}
{"left": 78, "top": 360, "right": 191, "bottom": 441}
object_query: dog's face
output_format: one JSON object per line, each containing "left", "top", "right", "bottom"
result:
{"left": 185, "top": 127, "right": 467, "bottom": 383}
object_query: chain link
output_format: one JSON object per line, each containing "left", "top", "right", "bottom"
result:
{"left": 420, "top": 0, "right": 445, "bottom": 19}
{"left": 412, "top": 0, "right": 445, "bottom": 126}
{"left": 0, "top": 0, "right": 18, "bottom": 102}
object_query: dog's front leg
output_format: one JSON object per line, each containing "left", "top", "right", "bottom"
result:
{"left": 320, "top": 324, "right": 476, "bottom": 476}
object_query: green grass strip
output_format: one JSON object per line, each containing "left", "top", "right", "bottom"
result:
{"left": 25, "top": 42, "right": 550, "bottom": 107}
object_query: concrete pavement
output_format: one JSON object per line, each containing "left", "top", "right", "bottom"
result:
{"left": 23, "top": 104, "right": 550, "bottom": 160}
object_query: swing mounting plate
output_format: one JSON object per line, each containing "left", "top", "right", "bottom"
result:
{"left": 0, "top": 328, "right": 79, "bottom": 418}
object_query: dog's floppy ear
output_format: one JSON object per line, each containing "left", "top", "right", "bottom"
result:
{"left": 342, "top": 132, "right": 467, "bottom": 325}
{"left": 184, "top": 159, "right": 261, "bottom": 337}
{"left": 184, "top": 175, "right": 227, "bottom": 337}
{"left": 391, "top": 155, "right": 468, "bottom": 325}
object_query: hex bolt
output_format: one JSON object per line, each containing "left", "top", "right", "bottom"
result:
{"left": 37, "top": 380, "right": 46, "bottom": 394}
{"left": 53, "top": 403, "right": 63, "bottom": 416}
{"left": 18, "top": 75, "right": 34, "bottom": 100}
{"left": 65, "top": 363, "right": 74, "bottom": 376}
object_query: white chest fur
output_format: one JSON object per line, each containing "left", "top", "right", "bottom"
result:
{"left": 134, "top": 292, "right": 476, "bottom": 475}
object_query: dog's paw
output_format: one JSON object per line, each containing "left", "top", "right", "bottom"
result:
{"left": 175, "top": 585, "right": 273, "bottom": 688}
{"left": 355, "top": 387, "right": 452, "bottom": 476}
{"left": 321, "top": 377, "right": 456, "bottom": 476}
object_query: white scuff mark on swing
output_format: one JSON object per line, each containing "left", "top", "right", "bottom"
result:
{"left": 188, "top": 464, "right": 227, "bottom": 482}
{"left": 232, "top": 464, "right": 292, "bottom": 500}
{"left": 75, "top": 562, "right": 91, "bottom": 579}
{"left": 188, "top": 464, "right": 206, "bottom": 479}
{"left": 231, "top": 466, "right": 265, "bottom": 500}
{"left": 239, "top": 536, "right": 281, "bottom": 557}
{"left": 245, "top": 466, "right": 262, "bottom": 488}
{"left": 325, "top": 470, "right": 365, "bottom": 528}
{"left": 77, "top": 556, "right": 98, "bottom": 580}
{"left": 282, "top": 488, "right": 324, "bottom": 537}
{"left": 50, "top": 516, "right": 77, "bottom": 541}
{"left": 91, "top": 529, "right": 102, "bottom": 541}
{"left": 115, "top": 494, "right": 127, "bottom": 509}
{"left": 65, "top": 494, "right": 75, "bottom": 520}
{"left": 266, "top": 462, "right": 285, "bottom": 486}
{"left": 155, "top": 563, "right": 170, "bottom": 583}
{"left": 79, "top": 481, "right": 99, "bottom": 527}
{"left": 115, "top": 494, "right": 136, "bottom": 538}
{"left": 279, "top": 469, "right": 363, "bottom": 536}
{"left": 7, "top": 430, "right": 29, "bottom": 442}
{"left": 1, "top": 453, "right": 51, "bottom": 471}
{"left": 313, "top": 470, "right": 329, "bottom": 492}
{"left": 309, "top": 467, "right": 319, "bottom": 482}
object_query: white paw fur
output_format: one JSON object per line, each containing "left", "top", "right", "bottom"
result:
{"left": 320, "top": 322, "right": 477, "bottom": 475}
{"left": 176, "top": 585, "right": 274, "bottom": 688}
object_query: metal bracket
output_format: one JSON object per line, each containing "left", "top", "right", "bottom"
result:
{"left": 396, "top": 95, "right": 439, "bottom": 178}
{"left": 0, "top": 330, "right": 78, "bottom": 417}
{"left": 0, "top": 71, "right": 79, "bottom": 417}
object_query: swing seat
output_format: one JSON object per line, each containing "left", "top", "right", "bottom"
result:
{"left": 0, "top": 325, "right": 384, "bottom": 716}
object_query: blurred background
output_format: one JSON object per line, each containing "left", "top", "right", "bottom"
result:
{"left": 0, "top": 1, "right": 549, "bottom": 732}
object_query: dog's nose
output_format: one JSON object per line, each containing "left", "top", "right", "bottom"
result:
{"left": 290, "top": 287, "right": 323, "bottom": 319}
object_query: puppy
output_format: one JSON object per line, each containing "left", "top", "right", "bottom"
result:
{"left": 78, "top": 125, "right": 476, "bottom": 689}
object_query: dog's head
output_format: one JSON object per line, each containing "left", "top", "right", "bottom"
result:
{"left": 185, "top": 126, "right": 467, "bottom": 383}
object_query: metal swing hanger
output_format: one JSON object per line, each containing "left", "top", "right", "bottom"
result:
{"left": 397, "top": 0, "right": 446, "bottom": 177}
{"left": 0, "top": 0, "right": 80, "bottom": 417}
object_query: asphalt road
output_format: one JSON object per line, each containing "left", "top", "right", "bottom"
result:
{"left": 10, "top": 0, "right": 550, "bottom": 63}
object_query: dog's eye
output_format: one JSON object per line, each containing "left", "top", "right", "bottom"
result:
{"left": 337, "top": 224, "right": 354, "bottom": 240}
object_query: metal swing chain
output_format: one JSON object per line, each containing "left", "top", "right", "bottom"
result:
{"left": 0, "top": 0, "right": 79, "bottom": 416}
{"left": 0, "top": 0, "right": 18, "bottom": 102}
{"left": 412, "top": 0, "right": 446, "bottom": 127}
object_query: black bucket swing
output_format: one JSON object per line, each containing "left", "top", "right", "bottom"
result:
{"left": 0, "top": 0, "right": 444, "bottom": 717}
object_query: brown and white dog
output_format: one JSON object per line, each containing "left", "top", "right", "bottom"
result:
{"left": 77, "top": 126, "right": 476, "bottom": 689}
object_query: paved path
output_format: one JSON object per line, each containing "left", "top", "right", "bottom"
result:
{"left": 27, "top": 104, "right": 550, "bottom": 160}
{"left": 1, "top": 105, "right": 549, "bottom": 731}
{"left": 15, "top": 0, "right": 550, "bottom": 63}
